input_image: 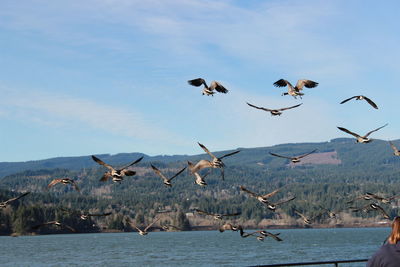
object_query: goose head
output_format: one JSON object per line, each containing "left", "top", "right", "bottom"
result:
{"left": 80, "top": 214, "right": 89, "bottom": 220}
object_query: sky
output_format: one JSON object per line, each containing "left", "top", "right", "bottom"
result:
{"left": 1, "top": 0, "right": 400, "bottom": 162}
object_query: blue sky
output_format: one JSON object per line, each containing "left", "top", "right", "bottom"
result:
{"left": 1, "top": 0, "right": 399, "bottom": 162}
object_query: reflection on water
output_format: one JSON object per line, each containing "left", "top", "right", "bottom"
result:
{"left": 0, "top": 227, "right": 389, "bottom": 267}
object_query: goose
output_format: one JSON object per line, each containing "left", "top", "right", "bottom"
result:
{"left": 274, "top": 79, "right": 318, "bottom": 99}
{"left": 389, "top": 141, "right": 400, "bottom": 156}
{"left": 131, "top": 217, "right": 160, "bottom": 236}
{"left": 92, "top": 155, "right": 143, "bottom": 183}
{"left": 318, "top": 206, "right": 340, "bottom": 219}
{"left": 258, "top": 230, "right": 283, "bottom": 242}
{"left": 0, "top": 192, "right": 30, "bottom": 208}
{"left": 239, "top": 229, "right": 265, "bottom": 241}
{"left": 31, "top": 221, "right": 76, "bottom": 232}
{"left": 219, "top": 223, "right": 243, "bottom": 233}
{"left": 239, "top": 186, "right": 281, "bottom": 205}
{"left": 350, "top": 203, "right": 390, "bottom": 219}
{"left": 150, "top": 164, "right": 186, "bottom": 187}
{"left": 61, "top": 209, "right": 112, "bottom": 220}
{"left": 340, "top": 95, "right": 378, "bottom": 109}
{"left": 47, "top": 178, "right": 80, "bottom": 192}
{"left": 246, "top": 102, "right": 302, "bottom": 116}
{"left": 269, "top": 149, "right": 317, "bottom": 163}
{"left": 337, "top": 124, "right": 388, "bottom": 143}
{"left": 190, "top": 143, "right": 240, "bottom": 180}
{"left": 187, "top": 161, "right": 208, "bottom": 186}
{"left": 266, "top": 196, "right": 296, "bottom": 211}
{"left": 347, "top": 192, "right": 399, "bottom": 205}
{"left": 194, "top": 209, "right": 241, "bottom": 220}
{"left": 188, "top": 78, "right": 228, "bottom": 96}
{"left": 294, "top": 209, "right": 325, "bottom": 225}
{"left": 161, "top": 224, "right": 182, "bottom": 231}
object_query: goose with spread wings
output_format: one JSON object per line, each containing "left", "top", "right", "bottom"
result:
{"left": 188, "top": 78, "right": 228, "bottom": 96}
{"left": 219, "top": 223, "right": 243, "bottom": 233}
{"left": 389, "top": 141, "right": 400, "bottom": 156}
{"left": 131, "top": 217, "right": 160, "bottom": 236}
{"left": 269, "top": 149, "right": 317, "bottom": 163}
{"left": 337, "top": 124, "right": 388, "bottom": 143}
{"left": 31, "top": 221, "right": 76, "bottom": 232}
{"left": 61, "top": 208, "right": 112, "bottom": 220}
{"left": 350, "top": 203, "right": 390, "bottom": 219}
{"left": 194, "top": 209, "right": 241, "bottom": 220}
{"left": 294, "top": 209, "right": 326, "bottom": 225}
{"left": 246, "top": 102, "right": 302, "bottom": 116}
{"left": 189, "top": 143, "right": 240, "bottom": 180}
{"left": 47, "top": 178, "right": 80, "bottom": 192}
{"left": 347, "top": 192, "right": 399, "bottom": 205}
{"left": 150, "top": 164, "right": 186, "bottom": 187}
{"left": 187, "top": 161, "right": 209, "bottom": 186}
{"left": 92, "top": 155, "right": 143, "bottom": 183}
{"left": 0, "top": 192, "right": 30, "bottom": 208}
{"left": 273, "top": 79, "right": 318, "bottom": 99}
{"left": 240, "top": 186, "right": 294, "bottom": 211}
{"left": 340, "top": 95, "right": 378, "bottom": 109}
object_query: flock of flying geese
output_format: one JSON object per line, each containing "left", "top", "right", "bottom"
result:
{"left": 1, "top": 77, "right": 399, "bottom": 242}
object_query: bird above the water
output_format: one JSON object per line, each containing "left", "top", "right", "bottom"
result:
{"left": 189, "top": 143, "right": 240, "bottom": 180}
{"left": 340, "top": 95, "right": 378, "bottom": 109}
{"left": 188, "top": 78, "right": 228, "bottom": 96}
{"left": 347, "top": 192, "right": 399, "bottom": 205}
{"left": 269, "top": 149, "right": 317, "bottom": 163}
{"left": 131, "top": 217, "right": 160, "bottom": 236}
{"left": 194, "top": 209, "right": 241, "bottom": 220}
{"left": 294, "top": 209, "right": 325, "bottom": 225}
{"left": 389, "top": 141, "right": 400, "bottom": 156}
{"left": 246, "top": 102, "right": 303, "bottom": 116}
{"left": 47, "top": 178, "right": 80, "bottom": 192}
{"left": 61, "top": 208, "right": 112, "bottom": 220}
{"left": 258, "top": 230, "right": 283, "bottom": 242}
{"left": 92, "top": 155, "right": 143, "bottom": 183}
{"left": 161, "top": 224, "right": 182, "bottom": 231}
{"left": 219, "top": 223, "right": 243, "bottom": 233}
{"left": 187, "top": 161, "right": 209, "bottom": 186}
{"left": 31, "top": 221, "right": 76, "bottom": 232}
{"left": 240, "top": 186, "right": 294, "bottom": 211}
{"left": 0, "top": 192, "right": 30, "bottom": 208}
{"left": 337, "top": 124, "right": 388, "bottom": 143}
{"left": 273, "top": 79, "right": 318, "bottom": 99}
{"left": 150, "top": 164, "right": 186, "bottom": 187}
{"left": 350, "top": 203, "right": 390, "bottom": 219}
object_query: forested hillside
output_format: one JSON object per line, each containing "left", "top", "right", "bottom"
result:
{"left": 1, "top": 138, "right": 400, "bottom": 235}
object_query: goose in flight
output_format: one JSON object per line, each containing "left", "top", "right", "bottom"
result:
{"left": 187, "top": 161, "right": 209, "bottom": 186}
{"left": 194, "top": 209, "right": 241, "bottom": 220}
{"left": 161, "top": 224, "right": 182, "bottom": 231}
{"left": 0, "top": 192, "right": 30, "bottom": 208}
{"left": 294, "top": 209, "right": 325, "bottom": 225}
{"left": 150, "top": 164, "right": 186, "bottom": 187}
{"left": 47, "top": 178, "right": 80, "bottom": 192}
{"left": 219, "top": 223, "right": 243, "bottom": 233}
{"left": 240, "top": 186, "right": 294, "bottom": 211}
{"left": 188, "top": 78, "right": 228, "bottom": 96}
{"left": 274, "top": 79, "right": 318, "bottom": 99}
{"left": 350, "top": 203, "right": 390, "bottom": 219}
{"left": 258, "top": 230, "right": 283, "bottom": 242}
{"left": 31, "top": 221, "right": 76, "bottom": 232}
{"left": 92, "top": 155, "right": 143, "bottom": 183}
{"left": 189, "top": 143, "right": 240, "bottom": 180}
{"left": 131, "top": 217, "right": 160, "bottom": 236}
{"left": 347, "top": 192, "right": 399, "bottom": 205}
{"left": 269, "top": 149, "right": 317, "bottom": 163}
{"left": 246, "top": 102, "right": 302, "bottom": 116}
{"left": 389, "top": 141, "right": 400, "bottom": 156}
{"left": 61, "top": 208, "right": 112, "bottom": 220}
{"left": 340, "top": 95, "right": 378, "bottom": 109}
{"left": 337, "top": 124, "right": 388, "bottom": 143}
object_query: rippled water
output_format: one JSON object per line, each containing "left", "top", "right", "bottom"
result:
{"left": 0, "top": 227, "right": 389, "bottom": 266}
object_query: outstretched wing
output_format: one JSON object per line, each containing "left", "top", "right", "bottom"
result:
{"left": 260, "top": 231, "right": 283, "bottom": 241}
{"left": 144, "top": 217, "right": 161, "bottom": 232}
{"left": 169, "top": 166, "right": 187, "bottom": 181}
{"left": 364, "top": 123, "right": 388, "bottom": 138}
{"left": 297, "top": 149, "right": 317, "bottom": 159}
{"left": 294, "top": 209, "right": 308, "bottom": 220}
{"left": 273, "top": 79, "right": 291, "bottom": 88}
{"left": 3, "top": 192, "right": 30, "bottom": 205}
{"left": 372, "top": 204, "right": 390, "bottom": 219}
{"left": 389, "top": 141, "right": 399, "bottom": 153}
{"left": 273, "top": 196, "right": 296, "bottom": 206}
{"left": 221, "top": 212, "right": 241, "bottom": 217}
{"left": 240, "top": 185, "right": 259, "bottom": 198}
{"left": 261, "top": 189, "right": 280, "bottom": 199}
{"left": 278, "top": 103, "right": 303, "bottom": 111}
{"left": 363, "top": 96, "right": 378, "bottom": 109}
{"left": 99, "top": 173, "right": 112, "bottom": 182}
{"left": 121, "top": 156, "right": 144, "bottom": 170}
{"left": 340, "top": 96, "right": 357, "bottom": 104}
{"left": 269, "top": 152, "right": 293, "bottom": 160}
{"left": 219, "top": 150, "right": 240, "bottom": 160}
{"left": 188, "top": 78, "right": 206, "bottom": 87}
{"left": 246, "top": 102, "right": 272, "bottom": 112}
{"left": 296, "top": 79, "right": 318, "bottom": 90}
{"left": 47, "top": 179, "right": 62, "bottom": 188}
{"left": 337, "top": 127, "right": 361, "bottom": 138}
{"left": 198, "top": 142, "right": 217, "bottom": 159}
{"left": 91, "top": 155, "right": 114, "bottom": 171}
{"left": 194, "top": 209, "right": 214, "bottom": 216}
{"left": 151, "top": 164, "right": 168, "bottom": 181}
{"left": 210, "top": 81, "right": 228, "bottom": 93}
{"left": 88, "top": 212, "right": 112, "bottom": 217}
